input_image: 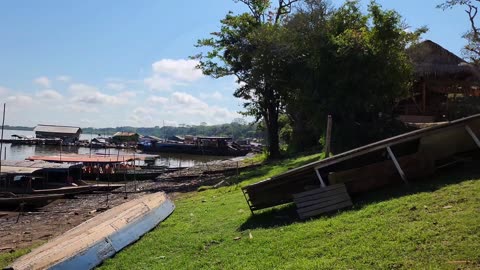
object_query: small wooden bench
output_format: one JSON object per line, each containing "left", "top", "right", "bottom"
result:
{"left": 293, "top": 184, "right": 352, "bottom": 219}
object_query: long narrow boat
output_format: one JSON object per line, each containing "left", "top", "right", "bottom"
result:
{"left": 7, "top": 192, "right": 175, "bottom": 270}
{"left": 0, "top": 193, "right": 64, "bottom": 210}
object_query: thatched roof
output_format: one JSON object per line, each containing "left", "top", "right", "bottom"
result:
{"left": 407, "top": 40, "right": 473, "bottom": 79}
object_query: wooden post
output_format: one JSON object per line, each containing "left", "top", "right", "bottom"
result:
{"left": 422, "top": 81, "right": 426, "bottom": 114}
{"left": 324, "top": 115, "right": 332, "bottom": 158}
{"left": 465, "top": 125, "right": 480, "bottom": 148}
{"left": 386, "top": 146, "right": 408, "bottom": 184}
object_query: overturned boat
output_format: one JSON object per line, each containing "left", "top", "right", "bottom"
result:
{"left": 6, "top": 192, "right": 175, "bottom": 270}
{"left": 242, "top": 114, "right": 480, "bottom": 219}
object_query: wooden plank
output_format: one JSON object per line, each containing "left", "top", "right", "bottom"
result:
{"left": 294, "top": 188, "right": 348, "bottom": 205}
{"left": 292, "top": 184, "right": 346, "bottom": 199}
{"left": 297, "top": 196, "right": 351, "bottom": 215}
{"left": 315, "top": 169, "right": 326, "bottom": 187}
{"left": 465, "top": 125, "right": 480, "bottom": 148}
{"left": 295, "top": 193, "right": 351, "bottom": 209}
{"left": 299, "top": 200, "right": 353, "bottom": 219}
{"left": 386, "top": 146, "right": 408, "bottom": 184}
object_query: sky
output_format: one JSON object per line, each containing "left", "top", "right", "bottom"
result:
{"left": 0, "top": 0, "right": 472, "bottom": 128}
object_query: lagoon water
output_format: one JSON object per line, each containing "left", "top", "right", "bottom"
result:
{"left": 0, "top": 129, "right": 224, "bottom": 167}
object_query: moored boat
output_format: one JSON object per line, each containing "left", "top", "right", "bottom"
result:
{"left": 0, "top": 193, "right": 64, "bottom": 210}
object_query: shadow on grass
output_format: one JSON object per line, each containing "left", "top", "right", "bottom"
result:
{"left": 230, "top": 155, "right": 322, "bottom": 185}
{"left": 239, "top": 204, "right": 300, "bottom": 231}
{"left": 238, "top": 161, "right": 480, "bottom": 231}
{"left": 353, "top": 162, "right": 480, "bottom": 207}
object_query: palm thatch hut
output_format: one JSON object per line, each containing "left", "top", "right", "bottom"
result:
{"left": 397, "top": 40, "right": 480, "bottom": 123}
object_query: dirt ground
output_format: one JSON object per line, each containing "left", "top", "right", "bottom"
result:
{"left": 0, "top": 156, "right": 257, "bottom": 255}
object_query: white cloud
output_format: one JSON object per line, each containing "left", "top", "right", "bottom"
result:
{"left": 7, "top": 95, "right": 33, "bottom": 105}
{"left": 159, "top": 92, "right": 240, "bottom": 124}
{"left": 144, "top": 59, "right": 204, "bottom": 91}
{"left": 36, "top": 89, "right": 63, "bottom": 100}
{"left": 118, "top": 91, "right": 136, "bottom": 98}
{"left": 152, "top": 59, "right": 203, "bottom": 81}
{"left": 171, "top": 92, "right": 208, "bottom": 108}
{"left": 0, "top": 86, "right": 11, "bottom": 96}
{"left": 72, "top": 91, "right": 127, "bottom": 105}
{"left": 69, "top": 104, "right": 99, "bottom": 113}
{"left": 106, "top": 82, "right": 126, "bottom": 91}
{"left": 68, "top": 83, "right": 98, "bottom": 94}
{"left": 34, "top": 76, "right": 51, "bottom": 88}
{"left": 56, "top": 76, "right": 71, "bottom": 82}
{"left": 200, "top": 91, "right": 223, "bottom": 100}
{"left": 148, "top": 96, "right": 169, "bottom": 105}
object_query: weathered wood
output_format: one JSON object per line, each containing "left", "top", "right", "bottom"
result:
{"left": 324, "top": 115, "right": 332, "bottom": 158}
{"left": 315, "top": 169, "right": 326, "bottom": 187}
{"left": 294, "top": 184, "right": 352, "bottom": 219}
{"left": 386, "top": 146, "right": 408, "bottom": 184}
{"left": 465, "top": 125, "right": 480, "bottom": 148}
{"left": 299, "top": 200, "right": 353, "bottom": 220}
{"left": 298, "top": 197, "right": 351, "bottom": 215}
{"left": 293, "top": 184, "right": 346, "bottom": 199}
{"left": 296, "top": 193, "right": 351, "bottom": 211}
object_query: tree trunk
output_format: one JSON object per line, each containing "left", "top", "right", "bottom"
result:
{"left": 265, "top": 101, "right": 281, "bottom": 159}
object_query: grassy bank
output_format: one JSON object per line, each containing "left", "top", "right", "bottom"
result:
{"left": 97, "top": 154, "right": 480, "bottom": 269}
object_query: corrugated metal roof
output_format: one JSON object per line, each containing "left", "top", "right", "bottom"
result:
{"left": 34, "top": 125, "right": 81, "bottom": 134}
{"left": 1, "top": 166, "right": 39, "bottom": 174}
{"left": 1, "top": 160, "right": 81, "bottom": 169}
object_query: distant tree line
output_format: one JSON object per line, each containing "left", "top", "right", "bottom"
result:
{"left": 82, "top": 122, "right": 264, "bottom": 141}
{"left": 194, "top": 0, "right": 430, "bottom": 159}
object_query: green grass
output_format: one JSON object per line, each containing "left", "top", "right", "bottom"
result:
{"left": 0, "top": 245, "right": 40, "bottom": 268}
{"left": 97, "top": 155, "right": 480, "bottom": 269}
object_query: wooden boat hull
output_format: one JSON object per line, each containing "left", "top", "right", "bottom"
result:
{"left": 0, "top": 194, "right": 64, "bottom": 210}
{"left": 7, "top": 192, "right": 175, "bottom": 270}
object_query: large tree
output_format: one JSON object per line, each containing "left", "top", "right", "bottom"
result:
{"left": 194, "top": 0, "right": 299, "bottom": 159}
{"left": 284, "top": 0, "right": 425, "bottom": 152}
{"left": 439, "top": 0, "right": 480, "bottom": 65}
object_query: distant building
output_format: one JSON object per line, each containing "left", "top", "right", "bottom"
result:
{"left": 396, "top": 40, "right": 480, "bottom": 123}
{"left": 112, "top": 132, "right": 139, "bottom": 144}
{"left": 34, "top": 124, "right": 82, "bottom": 143}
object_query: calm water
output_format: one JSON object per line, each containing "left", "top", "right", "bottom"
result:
{"left": 0, "top": 129, "right": 226, "bottom": 167}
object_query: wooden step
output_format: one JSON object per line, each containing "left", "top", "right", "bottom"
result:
{"left": 294, "top": 184, "right": 352, "bottom": 219}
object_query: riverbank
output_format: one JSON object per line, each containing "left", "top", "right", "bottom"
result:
{"left": 0, "top": 154, "right": 260, "bottom": 267}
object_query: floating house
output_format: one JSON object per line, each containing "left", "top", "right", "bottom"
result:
{"left": 1, "top": 160, "right": 83, "bottom": 193}
{"left": 397, "top": 40, "right": 480, "bottom": 123}
{"left": 34, "top": 124, "right": 82, "bottom": 143}
{"left": 112, "top": 132, "right": 139, "bottom": 144}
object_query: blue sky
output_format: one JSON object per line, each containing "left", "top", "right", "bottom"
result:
{"left": 0, "top": 0, "right": 471, "bottom": 127}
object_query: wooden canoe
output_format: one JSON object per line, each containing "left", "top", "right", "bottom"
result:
{"left": 7, "top": 192, "right": 175, "bottom": 270}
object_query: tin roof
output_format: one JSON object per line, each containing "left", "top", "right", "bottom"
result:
{"left": 34, "top": 125, "right": 82, "bottom": 134}
{"left": 1, "top": 160, "right": 81, "bottom": 169}
{"left": 27, "top": 154, "right": 156, "bottom": 163}
{"left": 113, "top": 132, "right": 138, "bottom": 137}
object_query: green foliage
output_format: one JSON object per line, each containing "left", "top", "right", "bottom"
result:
{"left": 82, "top": 122, "right": 263, "bottom": 141}
{"left": 194, "top": 1, "right": 300, "bottom": 159}
{"left": 447, "top": 96, "right": 480, "bottom": 120}
{"left": 283, "top": 0, "right": 425, "bottom": 152}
